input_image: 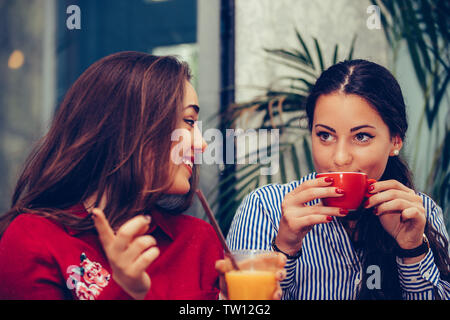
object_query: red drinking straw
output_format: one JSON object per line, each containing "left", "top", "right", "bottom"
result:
{"left": 195, "top": 189, "right": 240, "bottom": 270}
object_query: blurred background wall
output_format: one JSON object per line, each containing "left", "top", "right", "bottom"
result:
{"left": 235, "top": 0, "right": 389, "bottom": 103}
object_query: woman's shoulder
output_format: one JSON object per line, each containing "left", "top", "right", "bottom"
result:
{"left": 0, "top": 213, "right": 70, "bottom": 254}
{"left": 0, "top": 213, "right": 67, "bottom": 263}
{"left": 2, "top": 213, "right": 63, "bottom": 240}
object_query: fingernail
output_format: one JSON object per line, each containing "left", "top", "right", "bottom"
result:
{"left": 276, "top": 291, "right": 282, "bottom": 299}
{"left": 91, "top": 209, "right": 100, "bottom": 218}
{"left": 363, "top": 200, "right": 370, "bottom": 208}
{"left": 373, "top": 207, "right": 378, "bottom": 215}
{"left": 368, "top": 185, "right": 375, "bottom": 192}
{"left": 144, "top": 215, "right": 151, "bottom": 222}
{"left": 324, "top": 177, "right": 334, "bottom": 183}
{"left": 326, "top": 216, "right": 333, "bottom": 222}
{"left": 340, "top": 208, "right": 349, "bottom": 215}
{"left": 335, "top": 188, "right": 345, "bottom": 194}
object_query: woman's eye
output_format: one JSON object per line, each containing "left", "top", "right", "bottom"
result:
{"left": 184, "top": 119, "right": 195, "bottom": 127}
{"left": 317, "top": 131, "right": 334, "bottom": 142}
{"left": 354, "top": 132, "right": 374, "bottom": 143}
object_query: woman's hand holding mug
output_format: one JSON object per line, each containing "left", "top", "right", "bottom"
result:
{"left": 275, "top": 176, "right": 349, "bottom": 256}
{"left": 364, "top": 179, "right": 427, "bottom": 261}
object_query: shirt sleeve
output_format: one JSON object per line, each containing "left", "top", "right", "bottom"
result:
{"left": 396, "top": 194, "right": 450, "bottom": 300}
{"left": 226, "top": 190, "right": 277, "bottom": 251}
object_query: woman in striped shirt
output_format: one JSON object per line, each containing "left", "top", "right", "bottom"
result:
{"left": 225, "top": 59, "right": 450, "bottom": 300}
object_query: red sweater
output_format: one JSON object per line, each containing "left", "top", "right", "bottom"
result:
{"left": 0, "top": 204, "right": 223, "bottom": 300}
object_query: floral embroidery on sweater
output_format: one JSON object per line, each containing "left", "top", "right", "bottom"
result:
{"left": 66, "top": 253, "right": 111, "bottom": 300}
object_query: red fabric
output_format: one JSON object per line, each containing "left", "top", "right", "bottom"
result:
{"left": 0, "top": 204, "right": 223, "bottom": 300}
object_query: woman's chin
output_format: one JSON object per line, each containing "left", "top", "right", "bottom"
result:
{"left": 166, "top": 183, "right": 191, "bottom": 195}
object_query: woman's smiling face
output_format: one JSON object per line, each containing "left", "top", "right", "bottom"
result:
{"left": 166, "top": 81, "right": 207, "bottom": 195}
{"left": 311, "top": 92, "right": 402, "bottom": 180}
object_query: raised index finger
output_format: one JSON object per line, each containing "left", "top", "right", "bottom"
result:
{"left": 289, "top": 177, "right": 334, "bottom": 197}
{"left": 92, "top": 208, "right": 116, "bottom": 248}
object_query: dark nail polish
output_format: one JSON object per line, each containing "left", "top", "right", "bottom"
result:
{"left": 368, "top": 185, "right": 375, "bottom": 192}
{"left": 340, "top": 208, "right": 349, "bottom": 215}
{"left": 325, "top": 177, "right": 334, "bottom": 183}
{"left": 326, "top": 216, "right": 333, "bottom": 222}
{"left": 336, "top": 188, "right": 345, "bottom": 194}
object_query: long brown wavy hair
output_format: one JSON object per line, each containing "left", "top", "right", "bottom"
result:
{"left": 0, "top": 51, "right": 198, "bottom": 236}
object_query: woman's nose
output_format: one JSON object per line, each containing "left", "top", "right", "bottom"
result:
{"left": 333, "top": 142, "right": 352, "bottom": 168}
{"left": 192, "top": 125, "right": 207, "bottom": 153}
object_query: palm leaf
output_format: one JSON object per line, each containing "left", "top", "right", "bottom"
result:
{"left": 332, "top": 44, "right": 339, "bottom": 64}
{"left": 313, "top": 37, "right": 325, "bottom": 72}
{"left": 347, "top": 35, "right": 357, "bottom": 60}
{"left": 295, "top": 29, "right": 315, "bottom": 68}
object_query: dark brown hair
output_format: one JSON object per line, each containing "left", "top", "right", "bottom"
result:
{"left": 306, "top": 59, "right": 450, "bottom": 299}
{"left": 0, "top": 51, "right": 198, "bottom": 236}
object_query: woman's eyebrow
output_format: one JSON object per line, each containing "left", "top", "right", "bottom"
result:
{"left": 315, "top": 124, "right": 376, "bottom": 133}
{"left": 350, "top": 125, "right": 375, "bottom": 132}
{"left": 185, "top": 104, "right": 199, "bottom": 114}
{"left": 315, "top": 124, "right": 335, "bottom": 133}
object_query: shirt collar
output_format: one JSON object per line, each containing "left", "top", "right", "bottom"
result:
{"left": 146, "top": 209, "right": 174, "bottom": 240}
{"left": 64, "top": 204, "right": 174, "bottom": 240}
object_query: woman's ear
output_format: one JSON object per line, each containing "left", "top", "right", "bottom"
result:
{"left": 390, "top": 135, "right": 403, "bottom": 156}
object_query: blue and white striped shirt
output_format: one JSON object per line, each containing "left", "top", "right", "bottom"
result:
{"left": 226, "top": 173, "right": 450, "bottom": 300}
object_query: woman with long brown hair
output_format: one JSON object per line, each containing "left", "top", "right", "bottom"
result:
{"left": 0, "top": 51, "right": 223, "bottom": 300}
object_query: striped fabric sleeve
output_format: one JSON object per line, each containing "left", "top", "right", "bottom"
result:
{"left": 280, "top": 254, "right": 299, "bottom": 300}
{"left": 396, "top": 194, "right": 450, "bottom": 300}
{"left": 226, "top": 189, "right": 278, "bottom": 251}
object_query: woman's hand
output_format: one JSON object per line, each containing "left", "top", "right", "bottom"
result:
{"left": 275, "top": 177, "right": 348, "bottom": 256}
{"left": 215, "top": 253, "right": 287, "bottom": 300}
{"left": 92, "top": 208, "right": 160, "bottom": 300}
{"left": 364, "top": 180, "right": 426, "bottom": 251}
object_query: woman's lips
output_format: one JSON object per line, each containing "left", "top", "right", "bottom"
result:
{"left": 182, "top": 158, "right": 193, "bottom": 175}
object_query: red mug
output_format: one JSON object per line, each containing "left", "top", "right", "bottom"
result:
{"left": 316, "top": 172, "right": 376, "bottom": 210}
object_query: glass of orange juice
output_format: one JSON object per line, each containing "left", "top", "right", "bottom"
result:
{"left": 225, "top": 250, "right": 279, "bottom": 300}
